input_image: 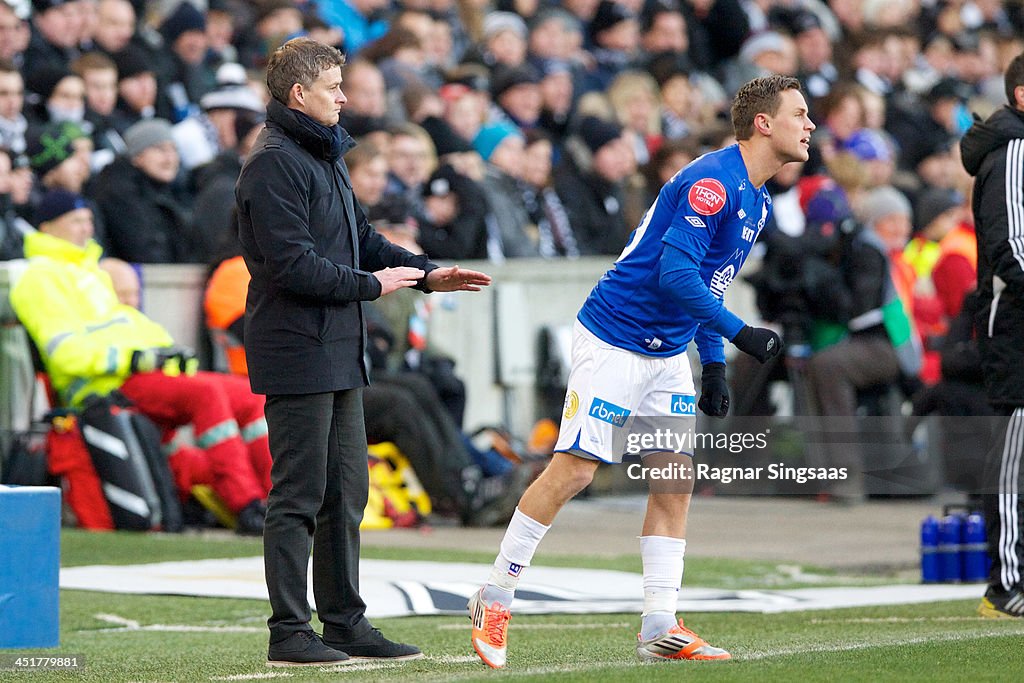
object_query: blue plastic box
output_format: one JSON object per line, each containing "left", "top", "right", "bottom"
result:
{"left": 0, "top": 485, "right": 60, "bottom": 648}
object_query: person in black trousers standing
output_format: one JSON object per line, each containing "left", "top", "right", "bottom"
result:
{"left": 961, "top": 51, "right": 1024, "bottom": 618}
{"left": 235, "top": 37, "right": 491, "bottom": 666}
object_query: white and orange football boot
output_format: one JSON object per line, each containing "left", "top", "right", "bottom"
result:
{"left": 468, "top": 588, "right": 512, "bottom": 668}
{"left": 635, "top": 619, "right": 731, "bottom": 661}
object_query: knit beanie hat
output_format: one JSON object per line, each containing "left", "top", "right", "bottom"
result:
{"left": 113, "top": 45, "right": 154, "bottom": 80}
{"left": 26, "top": 121, "right": 88, "bottom": 177}
{"left": 577, "top": 116, "right": 623, "bottom": 154}
{"left": 589, "top": 0, "right": 635, "bottom": 43}
{"left": 861, "top": 186, "right": 912, "bottom": 226}
{"left": 914, "top": 187, "right": 962, "bottom": 233}
{"left": 35, "top": 188, "right": 88, "bottom": 225}
{"left": 473, "top": 121, "right": 522, "bottom": 162}
{"left": 160, "top": 2, "right": 206, "bottom": 46}
{"left": 124, "top": 118, "right": 175, "bottom": 158}
{"left": 25, "top": 64, "right": 76, "bottom": 102}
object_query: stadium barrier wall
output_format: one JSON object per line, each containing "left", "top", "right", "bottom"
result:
{"left": 0, "top": 258, "right": 761, "bottom": 451}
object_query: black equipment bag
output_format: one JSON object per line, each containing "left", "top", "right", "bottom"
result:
{"left": 79, "top": 392, "right": 183, "bottom": 532}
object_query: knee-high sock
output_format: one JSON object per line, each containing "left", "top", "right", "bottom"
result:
{"left": 483, "top": 507, "right": 550, "bottom": 605}
{"left": 640, "top": 535, "right": 686, "bottom": 640}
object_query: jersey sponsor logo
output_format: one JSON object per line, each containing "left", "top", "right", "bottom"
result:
{"left": 684, "top": 215, "right": 706, "bottom": 228}
{"left": 671, "top": 394, "right": 696, "bottom": 415}
{"left": 742, "top": 226, "right": 756, "bottom": 242}
{"left": 564, "top": 390, "right": 580, "bottom": 419}
{"left": 688, "top": 178, "right": 727, "bottom": 216}
{"left": 589, "top": 397, "right": 631, "bottom": 428}
{"left": 508, "top": 562, "right": 523, "bottom": 577}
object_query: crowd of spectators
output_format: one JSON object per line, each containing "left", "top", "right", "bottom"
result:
{"left": 0, "top": 0, "right": 1019, "bottom": 267}
{"left": 3, "top": 0, "right": 1024, "bottom": 511}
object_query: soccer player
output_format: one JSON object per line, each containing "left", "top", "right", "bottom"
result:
{"left": 469, "top": 75, "right": 815, "bottom": 667}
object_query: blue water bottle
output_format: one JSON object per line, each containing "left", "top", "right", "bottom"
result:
{"left": 962, "top": 512, "right": 988, "bottom": 583}
{"left": 920, "top": 514, "right": 940, "bottom": 583}
{"left": 939, "top": 513, "right": 963, "bottom": 582}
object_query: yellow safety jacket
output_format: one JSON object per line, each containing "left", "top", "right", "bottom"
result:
{"left": 10, "top": 231, "right": 173, "bottom": 406}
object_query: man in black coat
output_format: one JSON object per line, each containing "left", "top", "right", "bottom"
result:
{"left": 961, "top": 51, "right": 1024, "bottom": 619}
{"left": 235, "top": 37, "right": 490, "bottom": 667}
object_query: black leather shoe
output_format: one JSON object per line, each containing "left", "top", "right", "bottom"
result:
{"left": 267, "top": 630, "right": 352, "bottom": 667}
{"left": 325, "top": 628, "right": 423, "bottom": 660}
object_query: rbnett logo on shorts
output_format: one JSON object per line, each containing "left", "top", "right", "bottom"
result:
{"left": 589, "top": 397, "right": 631, "bottom": 427}
{"left": 688, "top": 178, "right": 727, "bottom": 216}
{"left": 671, "top": 395, "right": 696, "bottom": 415}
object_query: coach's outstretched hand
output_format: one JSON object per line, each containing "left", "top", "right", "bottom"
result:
{"left": 731, "top": 325, "right": 783, "bottom": 364}
{"left": 425, "top": 265, "right": 492, "bottom": 292}
{"left": 698, "top": 362, "right": 729, "bottom": 418}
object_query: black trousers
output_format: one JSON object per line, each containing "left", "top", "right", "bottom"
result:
{"left": 263, "top": 389, "right": 372, "bottom": 643}
{"left": 983, "top": 406, "right": 1024, "bottom": 591}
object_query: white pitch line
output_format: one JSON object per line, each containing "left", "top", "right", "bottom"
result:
{"left": 210, "top": 673, "right": 292, "bottom": 681}
{"left": 94, "top": 613, "right": 140, "bottom": 629}
{"left": 89, "top": 624, "right": 266, "bottom": 633}
{"left": 735, "top": 627, "right": 1024, "bottom": 661}
{"left": 810, "top": 616, "right": 999, "bottom": 624}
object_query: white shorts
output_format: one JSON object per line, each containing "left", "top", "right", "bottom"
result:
{"left": 553, "top": 321, "right": 696, "bottom": 464}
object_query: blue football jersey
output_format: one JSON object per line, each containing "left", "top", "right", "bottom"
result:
{"left": 577, "top": 144, "right": 772, "bottom": 357}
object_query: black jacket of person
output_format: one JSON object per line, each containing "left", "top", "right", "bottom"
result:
{"left": 236, "top": 98, "right": 436, "bottom": 395}
{"left": 91, "top": 155, "right": 200, "bottom": 263}
{"left": 961, "top": 105, "right": 1024, "bottom": 406}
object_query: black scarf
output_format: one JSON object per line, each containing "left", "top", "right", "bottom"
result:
{"left": 266, "top": 98, "right": 347, "bottom": 162}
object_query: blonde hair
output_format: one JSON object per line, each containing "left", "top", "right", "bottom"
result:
{"left": 608, "top": 70, "right": 663, "bottom": 136}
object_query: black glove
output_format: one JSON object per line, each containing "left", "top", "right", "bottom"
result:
{"left": 698, "top": 362, "right": 729, "bottom": 418}
{"left": 130, "top": 346, "right": 198, "bottom": 376}
{"left": 732, "top": 325, "right": 783, "bottom": 363}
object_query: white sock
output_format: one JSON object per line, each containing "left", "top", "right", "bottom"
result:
{"left": 639, "top": 535, "right": 686, "bottom": 640}
{"left": 483, "top": 507, "right": 551, "bottom": 606}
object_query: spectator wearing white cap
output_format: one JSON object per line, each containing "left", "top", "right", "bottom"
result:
{"left": 723, "top": 30, "right": 798, "bottom": 96}
{"left": 92, "top": 117, "right": 201, "bottom": 263}
{"left": 172, "top": 61, "right": 265, "bottom": 170}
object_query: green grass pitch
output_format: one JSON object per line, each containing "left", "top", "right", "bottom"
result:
{"left": 4, "top": 530, "right": 1023, "bottom": 682}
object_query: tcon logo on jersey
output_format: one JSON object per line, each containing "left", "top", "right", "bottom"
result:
{"left": 508, "top": 563, "right": 523, "bottom": 577}
{"left": 589, "top": 398, "right": 631, "bottom": 428}
{"left": 671, "top": 395, "right": 696, "bottom": 415}
{"left": 684, "top": 215, "right": 706, "bottom": 228}
{"left": 688, "top": 178, "right": 727, "bottom": 216}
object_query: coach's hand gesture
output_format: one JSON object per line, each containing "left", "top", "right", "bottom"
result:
{"left": 425, "top": 265, "right": 492, "bottom": 292}
{"left": 373, "top": 266, "right": 425, "bottom": 296}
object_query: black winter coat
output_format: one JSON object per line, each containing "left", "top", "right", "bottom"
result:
{"left": 92, "top": 156, "right": 200, "bottom": 263}
{"left": 236, "top": 99, "right": 436, "bottom": 395}
{"left": 961, "top": 105, "right": 1024, "bottom": 406}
